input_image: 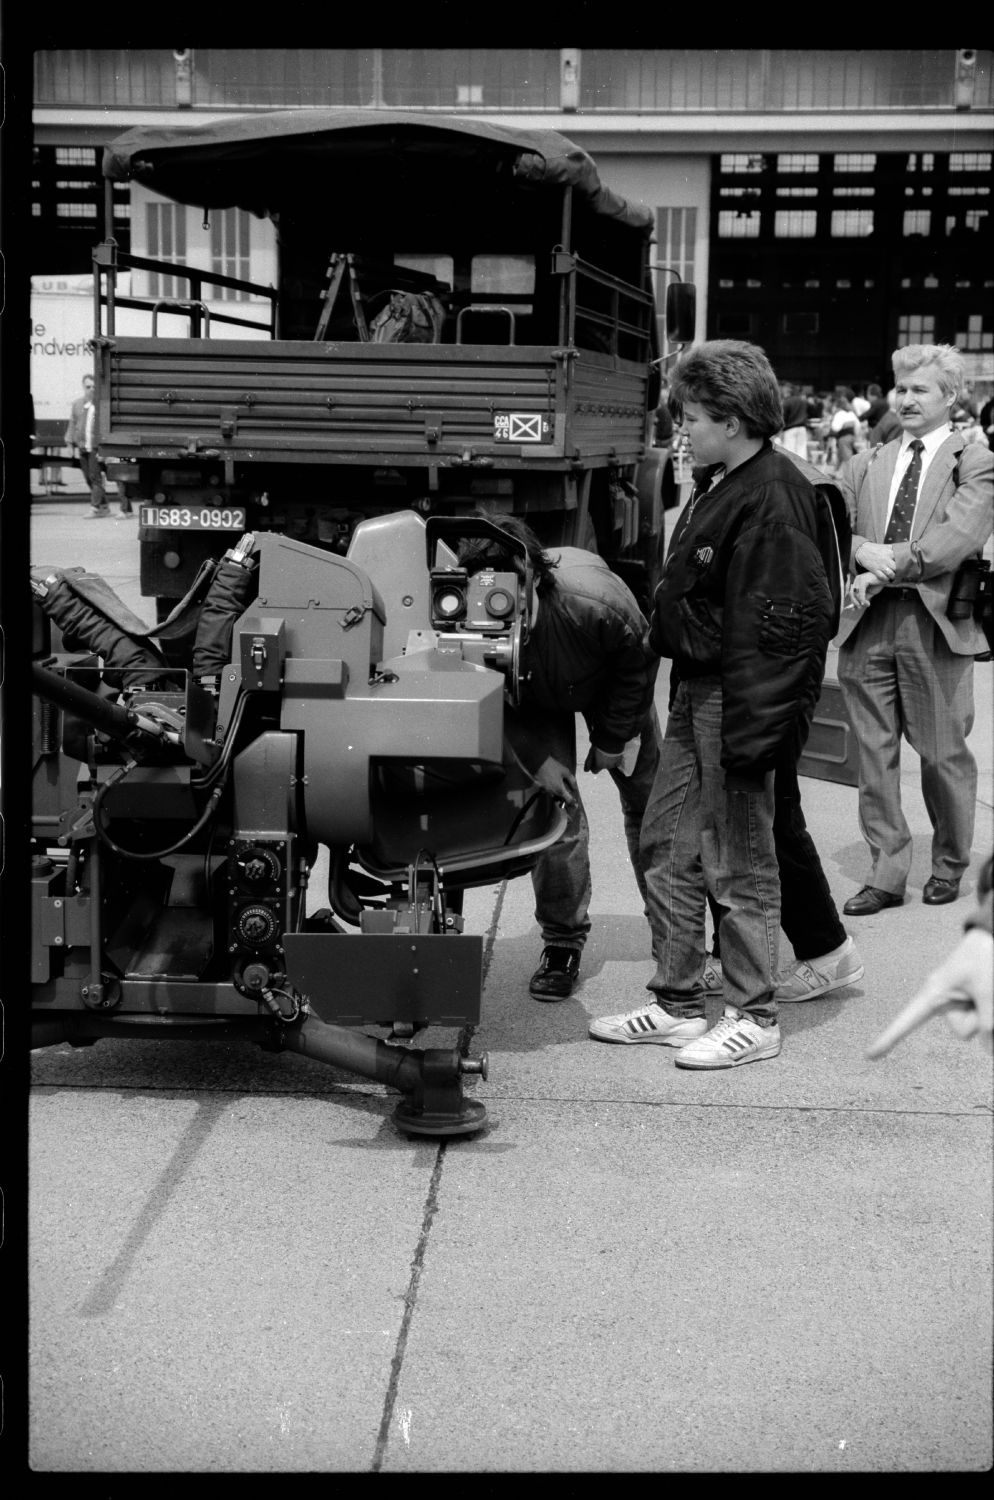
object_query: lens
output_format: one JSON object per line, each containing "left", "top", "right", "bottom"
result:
{"left": 484, "top": 587, "right": 514, "bottom": 618}
{"left": 434, "top": 588, "right": 465, "bottom": 618}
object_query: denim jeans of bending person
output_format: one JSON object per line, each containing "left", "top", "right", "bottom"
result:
{"left": 639, "top": 676, "right": 780, "bottom": 1025}
{"left": 530, "top": 707, "right": 662, "bottom": 952}
{"left": 708, "top": 749, "right": 847, "bottom": 964}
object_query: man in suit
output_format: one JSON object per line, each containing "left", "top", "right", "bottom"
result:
{"left": 835, "top": 342, "right": 993, "bottom": 915}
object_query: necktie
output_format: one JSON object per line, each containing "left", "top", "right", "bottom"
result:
{"left": 884, "top": 439, "right": 923, "bottom": 544}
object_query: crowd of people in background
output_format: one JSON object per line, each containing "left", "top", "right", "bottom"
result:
{"left": 661, "top": 375, "right": 993, "bottom": 479}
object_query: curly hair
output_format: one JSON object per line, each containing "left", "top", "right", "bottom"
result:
{"left": 670, "top": 339, "right": 784, "bottom": 439}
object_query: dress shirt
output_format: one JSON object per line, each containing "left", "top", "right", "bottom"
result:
{"left": 884, "top": 423, "right": 952, "bottom": 533}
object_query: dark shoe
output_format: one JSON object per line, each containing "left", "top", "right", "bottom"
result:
{"left": 922, "top": 876, "right": 961, "bottom": 906}
{"left": 529, "top": 945, "right": 581, "bottom": 1001}
{"left": 119, "top": 502, "right": 134, "bottom": 515}
{"left": 843, "top": 885, "right": 904, "bottom": 917}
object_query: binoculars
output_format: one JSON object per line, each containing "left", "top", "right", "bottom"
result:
{"left": 947, "top": 556, "right": 992, "bottom": 621}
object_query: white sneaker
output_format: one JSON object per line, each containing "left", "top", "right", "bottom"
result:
{"left": 674, "top": 1008, "right": 781, "bottom": 1069}
{"left": 699, "top": 955, "right": 723, "bottom": 995}
{"left": 774, "top": 936, "right": 864, "bottom": 1002}
{"left": 589, "top": 1002, "right": 707, "bottom": 1047}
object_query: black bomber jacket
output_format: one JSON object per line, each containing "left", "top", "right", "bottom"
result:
{"left": 523, "top": 547, "right": 659, "bottom": 755}
{"left": 650, "top": 443, "right": 839, "bottom": 787}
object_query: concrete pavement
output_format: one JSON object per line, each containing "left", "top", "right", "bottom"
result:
{"left": 24, "top": 492, "right": 994, "bottom": 1472}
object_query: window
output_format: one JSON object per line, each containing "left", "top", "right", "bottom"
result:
{"left": 470, "top": 255, "right": 535, "bottom": 295}
{"left": 834, "top": 153, "right": 876, "bottom": 172}
{"left": 949, "top": 186, "right": 992, "bottom": 196}
{"left": 955, "top": 315, "right": 993, "bottom": 351}
{"left": 55, "top": 146, "right": 96, "bottom": 166}
{"left": 906, "top": 153, "right": 935, "bottom": 173}
{"left": 776, "top": 187, "right": 817, "bottom": 198}
{"left": 211, "top": 208, "right": 251, "bottom": 301}
{"left": 833, "top": 187, "right": 874, "bottom": 197}
{"left": 947, "top": 210, "right": 990, "bottom": 234}
{"left": 395, "top": 254, "right": 454, "bottom": 289}
{"left": 718, "top": 210, "right": 760, "bottom": 238}
{"left": 898, "top": 314, "right": 935, "bottom": 342}
{"left": 776, "top": 153, "right": 818, "bottom": 173}
{"left": 950, "top": 152, "right": 992, "bottom": 172}
{"left": 56, "top": 202, "right": 97, "bottom": 218}
{"left": 775, "top": 210, "right": 817, "bottom": 238}
{"left": 903, "top": 211, "right": 931, "bottom": 236}
{"left": 782, "top": 312, "right": 819, "bottom": 334}
{"left": 655, "top": 207, "right": 698, "bottom": 284}
{"left": 831, "top": 209, "right": 874, "bottom": 237}
{"left": 720, "top": 153, "right": 766, "bottom": 174}
{"left": 146, "top": 201, "right": 188, "bottom": 298}
{"left": 455, "top": 83, "right": 483, "bottom": 104}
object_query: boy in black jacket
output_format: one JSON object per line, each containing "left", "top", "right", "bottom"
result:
{"left": 590, "top": 341, "right": 839, "bottom": 1067}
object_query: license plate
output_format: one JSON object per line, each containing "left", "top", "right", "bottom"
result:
{"left": 139, "top": 505, "right": 247, "bottom": 531}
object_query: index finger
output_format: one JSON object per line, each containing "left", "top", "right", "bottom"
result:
{"left": 865, "top": 978, "right": 952, "bottom": 1059}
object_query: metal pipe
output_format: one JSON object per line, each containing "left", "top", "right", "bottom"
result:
{"left": 31, "top": 663, "right": 164, "bottom": 749}
{"left": 280, "top": 1013, "right": 426, "bottom": 1093}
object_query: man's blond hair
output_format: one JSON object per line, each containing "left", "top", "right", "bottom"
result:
{"left": 891, "top": 343, "right": 965, "bottom": 403}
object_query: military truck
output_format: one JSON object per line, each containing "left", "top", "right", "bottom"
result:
{"left": 94, "top": 110, "right": 693, "bottom": 618}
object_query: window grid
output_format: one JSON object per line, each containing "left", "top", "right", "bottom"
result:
{"left": 834, "top": 153, "right": 877, "bottom": 172}
{"left": 955, "top": 315, "right": 993, "bottom": 351}
{"left": 776, "top": 153, "right": 818, "bottom": 173}
{"left": 774, "top": 210, "right": 817, "bottom": 238}
{"left": 655, "top": 207, "right": 698, "bottom": 284}
{"left": 831, "top": 209, "right": 874, "bottom": 237}
{"left": 147, "top": 201, "right": 188, "bottom": 299}
{"left": 950, "top": 152, "right": 992, "bottom": 172}
{"left": 903, "top": 211, "right": 931, "bottom": 236}
{"left": 718, "top": 210, "right": 761, "bottom": 238}
{"left": 210, "top": 207, "right": 251, "bottom": 301}
{"left": 898, "top": 314, "right": 936, "bottom": 341}
{"left": 33, "top": 49, "right": 994, "bottom": 112}
{"left": 720, "top": 153, "right": 767, "bottom": 174}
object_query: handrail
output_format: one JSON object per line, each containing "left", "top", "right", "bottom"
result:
{"left": 455, "top": 305, "right": 518, "bottom": 344}
{"left": 98, "top": 249, "right": 279, "bottom": 339}
{"left": 151, "top": 299, "right": 211, "bottom": 337}
{"left": 100, "top": 294, "right": 271, "bottom": 335}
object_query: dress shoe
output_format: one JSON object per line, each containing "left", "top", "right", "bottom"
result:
{"left": 842, "top": 885, "right": 904, "bottom": 917}
{"left": 922, "top": 876, "right": 960, "bottom": 906}
{"left": 529, "top": 945, "right": 581, "bottom": 1000}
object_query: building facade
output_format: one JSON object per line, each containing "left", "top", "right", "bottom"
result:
{"left": 31, "top": 47, "right": 994, "bottom": 400}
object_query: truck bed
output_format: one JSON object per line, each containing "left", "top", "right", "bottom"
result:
{"left": 100, "top": 338, "right": 649, "bottom": 469}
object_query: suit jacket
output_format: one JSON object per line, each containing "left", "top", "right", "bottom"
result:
{"left": 65, "top": 394, "right": 97, "bottom": 449}
{"left": 834, "top": 427, "right": 993, "bottom": 654}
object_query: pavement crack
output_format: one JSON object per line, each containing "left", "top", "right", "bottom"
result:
{"left": 372, "top": 1145, "right": 446, "bottom": 1470}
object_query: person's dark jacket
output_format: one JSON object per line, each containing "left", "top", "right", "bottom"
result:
{"left": 650, "top": 443, "right": 837, "bottom": 788}
{"left": 868, "top": 409, "right": 902, "bottom": 446}
{"left": 781, "top": 394, "right": 809, "bottom": 430}
{"left": 523, "top": 547, "right": 658, "bottom": 755}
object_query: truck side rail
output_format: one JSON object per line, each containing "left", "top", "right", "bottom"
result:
{"left": 572, "top": 255, "right": 655, "bottom": 364}
{"left": 95, "top": 249, "right": 278, "bottom": 339}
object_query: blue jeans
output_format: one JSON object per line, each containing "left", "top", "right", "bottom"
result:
{"left": 531, "top": 708, "right": 662, "bottom": 952}
{"left": 639, "top": 677, "right": 780, "bottom": 1024}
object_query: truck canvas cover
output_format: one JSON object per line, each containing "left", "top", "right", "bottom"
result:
{"left": 102, "top": 108, "right": 654, "bottom": 235}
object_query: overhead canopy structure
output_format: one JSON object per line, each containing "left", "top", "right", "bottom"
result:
{"left": 102, "top": 108, "right": 654, "bottom": 234}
